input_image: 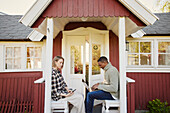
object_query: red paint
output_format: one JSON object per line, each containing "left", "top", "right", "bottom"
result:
{"left": 127, "top": 82, "right": 135, "bottom": 113}
{"left": 0, "top": 72, "right": 42, "bottom": 102}
{"left": 109, "top": 30, "right": 119, "bottom": 70}
{"left": 127, "top": 72, "right": 170, "bottom": 110}
{"left": 33, "top": 83, "right": 45, "bottom": 113}
{"left": 64, "top": 22, "right": 107, "bottom": 30}
{"left": 53, "top": 31, "right": 62, "bottom": 58}
{"left": 31, "top": 0, "right": 145, "bottom": 28}
{"left": 42, "top": 0, "right": 130, "bottom": 17}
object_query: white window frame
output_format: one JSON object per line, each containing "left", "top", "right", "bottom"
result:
{"left": 0, "top": 41, "right": 45, "bottom": 72}
{"left": 126, "top": 37, "right": 170, "bottom": 72}
{"left": 157, "top": 39, "right": 170, "bottom": 68}
{"left": 127, "top": 39, "right": 154, "bottom": 68}
{"left": 4, "top": 46, "right": 23, "bottom": 70}
{"left": 26, "top": 45, "right": 43, "bottom": 70}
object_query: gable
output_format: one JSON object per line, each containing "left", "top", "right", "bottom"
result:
{"left": 42, "top": 0, "right": 130, "bottom": 17}
{"left": 32, "top": 0, "right": 145, "bottom": 28}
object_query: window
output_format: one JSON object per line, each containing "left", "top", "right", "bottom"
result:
{"left": 158, "top": 41, "right": 170, "bottom": 66}
{"left": 27, "top": 47, "right": 42, "bottom": 69}
{"left": 128, "top": 41, "right": 152, "bottom": 66}
{"left": 5, "top": 47, "right": 21, "bottom": 69}
{"left": 0, "top": 43, "right": 44, "bottom": 71}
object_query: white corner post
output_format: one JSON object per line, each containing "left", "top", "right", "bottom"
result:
{"left": 44, "top": 18, "right": 54, "bottom": 113}
{"left": 118, "top": 17, "right": 127, "bottom": 113}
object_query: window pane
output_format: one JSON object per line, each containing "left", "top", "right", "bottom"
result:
{"left": 27, "top": 58, "right": 34, "bottom": 69}
{"left": 27, "top": 47, "right": 34, "bottom": 57}
{"left": 34, "top": 58, "right": 42, "bottom": 69}
{"left": 6, "top": 47, "right": 13, "bottom": 58}
{"left": 70, "top": 45, "right": 83, "bottom": 74}
{"left": 140, "top": 42, "right": 151, "bottom": 53}
{"left": 129, "top": 42, "right": 139, "bottom": 53}
{"left": 92, "top": 44, "right": 101, "bottom": 75}
{"left": 14, "top": 58, "right": 21, "bottom": 69}
{"left": 158, "top": 42, "right": 170, "bottom": 53}
{"left": 158, "top": 54, "right": 170, "bottom": 65}
{"left": 140, "top": 54, "right": 151, "bottom": 65}
{"left": 5, "top": 59, "right": 12, "bottom": 69}
{"left": 14, "top": 47, "right": 21, "bottom": 57}
{"left": 35, "top": 47, "right": 42, "bottom": 57}
{"left": 128, "top": 54, "right": 139, "bottom": 65}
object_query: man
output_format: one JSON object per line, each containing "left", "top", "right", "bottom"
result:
{"left": 86, "top": 56, "right": 119, "bottom": 113}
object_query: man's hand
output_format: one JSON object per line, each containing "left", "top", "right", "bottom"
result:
{"left": 91, "top": 83, "right": 99, "bottom": 91}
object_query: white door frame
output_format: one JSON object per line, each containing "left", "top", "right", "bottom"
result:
{"left": 62, "top": 27, "right": 109, "bottom": 90}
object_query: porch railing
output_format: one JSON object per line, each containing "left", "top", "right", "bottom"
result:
{"left": 0, "top": 71, "right": 42, "bottom": 113}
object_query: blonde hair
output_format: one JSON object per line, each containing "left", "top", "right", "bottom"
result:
{"left": 52, "top": 56, "right": 64, "bottom": 68}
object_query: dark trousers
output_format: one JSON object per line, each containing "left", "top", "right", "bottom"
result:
{"left": 85, "top": 90, "right": 114, "bottom": 113}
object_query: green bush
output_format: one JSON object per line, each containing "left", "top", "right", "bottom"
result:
{"left": 147, "top": 99, "right": 170, "bottom": 113}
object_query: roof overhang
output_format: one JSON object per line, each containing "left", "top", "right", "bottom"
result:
{"left": 119, "top": 0, "right": 159, "bottom": 25}
{"left": 19, "top": 0, "right": 52, "bottom": 27}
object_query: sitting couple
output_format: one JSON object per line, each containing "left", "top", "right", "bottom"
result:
{"left": 51, "top": 56, "right": 119, "bottom": 113}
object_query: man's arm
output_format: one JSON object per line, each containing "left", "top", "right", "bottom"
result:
{"left": 98, "top": 69, "right": 119, "bottom": 93}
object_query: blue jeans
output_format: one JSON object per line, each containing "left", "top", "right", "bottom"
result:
{"left": 85, "top": 90, "right": 114, "bottom": 113}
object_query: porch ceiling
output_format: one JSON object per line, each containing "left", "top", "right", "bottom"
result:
{"left": 34, "top": 16, "right": 142, "bottom": 40}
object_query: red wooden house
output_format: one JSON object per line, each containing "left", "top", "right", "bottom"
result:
{"left": 0, "top": 0, "right": 169, "bottom": 113}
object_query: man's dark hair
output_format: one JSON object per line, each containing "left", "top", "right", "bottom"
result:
{"left": 97, "top": 56, "right": 108, "bottom": 63}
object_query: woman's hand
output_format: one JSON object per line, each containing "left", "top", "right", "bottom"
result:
{"left": 65, "top": 87, "right": 73, "bottom": 93}
{"left": 60, "top": 92, "right": 74, "bottom": 97}
{"left": 65, "top": 92, "right": 74, "bottom": 97}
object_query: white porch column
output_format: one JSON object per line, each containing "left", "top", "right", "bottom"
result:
{"left": 118, "top": 17, "right": 127, "bottom": 113}
{"left": 44, "top": 18, "right": 54, "bottom": 113}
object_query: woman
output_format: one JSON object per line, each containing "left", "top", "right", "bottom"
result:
{"left": 51, "top": 56, "right": 85, "bottom": 113}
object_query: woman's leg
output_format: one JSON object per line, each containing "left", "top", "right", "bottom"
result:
{"left": 65, "top": 92, "right": 85, "bottom": 113}
{"left": 86, "top": 90, "right": 114, "bottom": 113}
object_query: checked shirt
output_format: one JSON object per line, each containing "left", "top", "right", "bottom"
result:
{"left": 51, "top": 68, "right": 68, "bottom": 101}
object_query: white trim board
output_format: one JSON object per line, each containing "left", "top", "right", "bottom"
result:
{"left": 19, "top": 0, "right": 52, "bottom": 27}
{"left": 119, "top": 0, "right": 159, "bottom": 25}
{"left": 27, "top": 30, "right": 44, "bottom": 41}
{"left": 126, "top": 68, "right": 170, "bottom": 73}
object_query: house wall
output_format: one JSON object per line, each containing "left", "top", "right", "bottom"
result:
{"left": 53, "top": 31, "right": 62, "bottom": 57}
{"left": 0, "top": 71, "right": 42, "bottom": 102}
{"left": 127, "top": 72, "right": 170, "bottom": 110}
{"left": 109, "top": 30, "right": 119, "bottom": 70}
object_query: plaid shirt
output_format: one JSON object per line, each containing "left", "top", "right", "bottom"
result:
{"left": 51, "top": 68, "right": 68, "bottom": 101}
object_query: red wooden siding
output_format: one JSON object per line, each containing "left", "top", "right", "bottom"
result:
{"left": 0, "top": 72, "right": 42, "bottom": 102}
{"left": 32, "top": 0, "right": 145, "bottom": 28}
{"left": 127, "top": 72, "right": 170, "bottom": 110}
{"left": 127, "top": 82, "right": 135, "bottom": 113}
{"left": 42, "top": 0, "right": 130, "bottom": 18}
{"left": 33, "top": 83, "right": 45, "bottom": 113}
{"left": 53, "top": 31, "right": 62, "bottom": 57}
{"left": 109, "top": 30, "right": 119, "bottom": 70}
{"left": 0, "top": 71, "right": 42, "bottom": 112}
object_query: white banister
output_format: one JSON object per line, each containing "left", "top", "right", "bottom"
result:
{"left": 119, "top": 17, "right": 127, "bottom": 113}
{"left": 126, "top": 77, "right": 135, "bottom": 83}
{"left": 44, "top": 18, "right": 54, "bottom": 113}
{"left": 34, "top": 77, "right": 45, "bottom": 83}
